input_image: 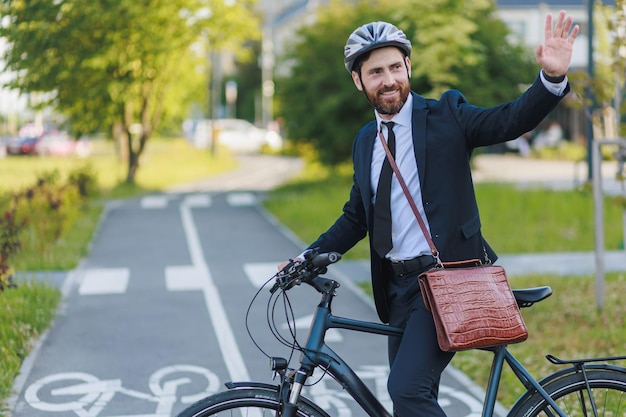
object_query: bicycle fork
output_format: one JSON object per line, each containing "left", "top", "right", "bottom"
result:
{"left": 271, "top": 356, "right": 311, "bottom": 417}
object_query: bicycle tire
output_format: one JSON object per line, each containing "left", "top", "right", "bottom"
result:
{"left": 176, "top": 387, "right": 330, "bottom": 417}
{"left": 508, "top": 369, "right": 626, "bottom": 417}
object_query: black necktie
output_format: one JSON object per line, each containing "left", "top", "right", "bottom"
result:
{"left": 373, "top": 121, "right": 396, "bottom": 258}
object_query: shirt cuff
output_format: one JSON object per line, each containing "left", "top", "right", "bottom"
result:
{"left": 539, "top": 70, "right": 568, "bottom": 96}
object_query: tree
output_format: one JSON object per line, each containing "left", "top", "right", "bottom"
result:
{"left": 0, "top": 0, "right": 259, "bottom": 183}
{"left": 275, "top": 0, "right": 537, "bottom": 166}
{"left": 590, "top": 0, "right": 626, "bottom": 137}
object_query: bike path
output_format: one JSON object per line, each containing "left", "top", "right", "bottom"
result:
{"left": 9, "top": 189, "right": 493, "bottom": 417}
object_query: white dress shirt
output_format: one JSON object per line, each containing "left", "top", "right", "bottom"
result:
{"left": 372, "top": 94, "right": 432, "bottom": 261}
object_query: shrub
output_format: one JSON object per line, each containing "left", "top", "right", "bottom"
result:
{"left": 0, "top": 169, "right": 90, "bottom": 294}
{"left": 0, "top": 203, "right": 25, "bottom": 292}
{"left": 68, "top": 164, "right": 99, "bottom": 198}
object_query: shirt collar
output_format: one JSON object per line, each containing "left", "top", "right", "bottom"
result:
{"left": 375, "top": 93, "right": 413, "bottom": 131}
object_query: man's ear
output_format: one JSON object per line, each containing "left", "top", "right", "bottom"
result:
{"left": 405, "top": 56, "right": 411, "bottom": 78}
{"left": 351, "top": 71, "right": 363, "bottom": 91}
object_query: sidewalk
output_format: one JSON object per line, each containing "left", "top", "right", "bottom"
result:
{"left": 472, "top": 153, "right": 623, "bottom": 195}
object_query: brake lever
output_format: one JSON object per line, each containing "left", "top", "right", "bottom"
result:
{"left": 270, "top": 258, "right": 305, "bottom": 293}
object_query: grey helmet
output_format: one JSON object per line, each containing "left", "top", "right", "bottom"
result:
{"left": 344, "top": 21, "right": 412, "bottom": 73}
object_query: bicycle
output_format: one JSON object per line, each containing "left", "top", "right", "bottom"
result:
{"left": 176, "top": 249, "right": 626, "bottom": 417}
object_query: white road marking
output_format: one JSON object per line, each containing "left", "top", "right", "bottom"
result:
{"left": 243, "top": 262, "right": 279, "bottom": 288}
{"left": 168, "top": 199, "right": 250, "bottom": 382}
{"left": 78, "top": 269, "right": 129, "bottom": 295}
{"left": 226, "top": 192, "right": 256, "bottom": 206}
{"left": 140, "top": 196, "right": 169, "bottom": 209}
{"left": 165, "top": 266, "right": 204, "bottom": 291}
{"left": 183, "top": 194, "right": 211, "bottom": 207}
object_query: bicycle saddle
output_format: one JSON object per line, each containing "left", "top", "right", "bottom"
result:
{"left": 512, "top": 286, "right": 552, "bottom": 308}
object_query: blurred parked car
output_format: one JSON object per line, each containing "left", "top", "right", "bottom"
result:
{"left": 4, "top": 131, "right": 90, "bottom": 157}
{"left": 5, "top": 136, "right": 41, "bottom": 155}
{"left": 186, "top": 118, "right": 283, "bottom": 153}
{"left": 36, "top": 131, "right": 91, "bottom": 157}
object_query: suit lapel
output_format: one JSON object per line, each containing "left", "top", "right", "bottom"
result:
{"left": 359, "top": 122, "right": 377, "bottom": 201}
{"left": 411, "top": 92, "right": 429, "bottom": 185}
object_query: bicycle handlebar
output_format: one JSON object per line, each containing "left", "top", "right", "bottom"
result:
{"left": 271, "top": 249, "right": 342, "bottom": 293}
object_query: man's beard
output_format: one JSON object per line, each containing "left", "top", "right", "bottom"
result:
{"left": 363, "top": 81, "right": 410, "bottom": 115}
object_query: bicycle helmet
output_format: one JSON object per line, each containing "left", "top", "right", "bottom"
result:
{"left": 344, "top": 21, "right": 412, "bottom": 73}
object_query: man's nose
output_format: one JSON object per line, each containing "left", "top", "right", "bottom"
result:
{"left": 382, "top": 70, "right": 395, "bottom": 85}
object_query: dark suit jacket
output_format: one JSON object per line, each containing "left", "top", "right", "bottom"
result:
{"left": 309, "top": 75, "right": 569, "bottom": 323}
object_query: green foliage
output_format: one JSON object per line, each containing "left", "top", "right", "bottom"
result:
{"left": 0, "top": 167, "right": 100, "bottom": 281}
{"left": 67, "top": 164, "right": 100, "bottom": 198}
{"left": 0, "top": 0, "right": 259, "bottom": 182}
{"left": 276, "top": 0, "right": 369, "bottom": 166}
{"left": 531, "top": 140, "right": 588, "bottom": 161}
{"left": 0, "top": 205, "right": 24, "bottom": 292}
{"left": 275, "top": 0, "right": 538, "bottom": 166}
{"left": 13, "top": 172, "right": 82, "bottom": 255}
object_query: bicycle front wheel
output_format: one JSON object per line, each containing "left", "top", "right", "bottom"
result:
{"left": 176, "top": 387, "right": 329, "bottom": 417}
{"left": 509, "top": 369, "right": 626, "bottom": 417}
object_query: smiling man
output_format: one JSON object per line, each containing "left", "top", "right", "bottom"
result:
{"left": 280, "top": 11, "right": 579, "bottom": 417}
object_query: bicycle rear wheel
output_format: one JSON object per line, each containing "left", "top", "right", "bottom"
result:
{"left": 509, "top": 369, "right": 626, "bottom": 417}
{"left": 176, "top": 387, "right": 329, "bottom": 417}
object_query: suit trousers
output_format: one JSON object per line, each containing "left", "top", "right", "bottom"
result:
{"left": 386, "top": 264, "right": 455, "bottom": 417}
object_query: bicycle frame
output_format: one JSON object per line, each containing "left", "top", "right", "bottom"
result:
{"left": 282, "top": 276, "right": 570, "bottom": 417}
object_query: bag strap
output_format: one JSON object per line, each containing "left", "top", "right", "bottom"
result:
{"left": 377, "top": 129, "right": 443, "bottom": 266}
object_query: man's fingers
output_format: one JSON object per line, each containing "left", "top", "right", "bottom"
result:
{"left": 544, "top": 13, "right": 554, "bottom": 40}
{"left": 568, "top": 24, "right": 580, "bottom": 43}
{"left": 555, "top": 10, "right": 572, "bottom": 38}
{"left": 545, "top": 10, "right": 578, "bottom": 43}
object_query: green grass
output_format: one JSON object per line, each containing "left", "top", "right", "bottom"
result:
{"left": 0, "top": 138, "right": 237, "bottom": 198}
{"left": 476, "top": 183, "right": 624, "bottom": 252}
{"left": 0, "top": 280, "right": 61, "bottom": 414}
{"left": 265, "top": 163, "right": 625, "bottom": 255}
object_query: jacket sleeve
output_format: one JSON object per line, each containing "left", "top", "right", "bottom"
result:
{"left": 307, "top": 129, "right": 372, "bottom": 254}
{"left": 443, "top": 74, "right": 569, "bottom": 148}
{"left": 307, "top": 177, "right": 369, "bottom": 255}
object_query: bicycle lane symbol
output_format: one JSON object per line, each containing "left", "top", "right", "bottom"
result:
{"left": 23, "top": 365, "right": 219, "bottom": 417}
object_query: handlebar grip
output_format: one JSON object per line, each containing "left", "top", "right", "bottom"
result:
{"left": 311, "top": 252, "right": 342, "bottom": 268}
